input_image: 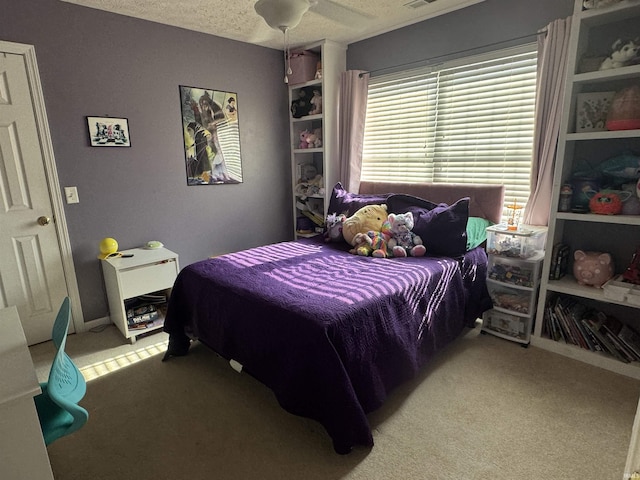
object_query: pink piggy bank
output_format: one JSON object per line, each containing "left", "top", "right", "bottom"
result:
{"left": 573, "top": 250, "right": 614, "bottom": 288}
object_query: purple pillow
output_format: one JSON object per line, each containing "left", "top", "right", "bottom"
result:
{"left": 327, "top": 182, "right": 391, "bottom": 217}
{"left": 387, "top": 194, "right": 469, "bottom": 257}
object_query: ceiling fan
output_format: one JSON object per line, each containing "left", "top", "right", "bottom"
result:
{"left": 254, "top": 0, "right": 373, "bottom": 32}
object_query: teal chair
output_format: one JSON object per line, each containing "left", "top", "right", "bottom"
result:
{"left": 34, "top": 297, "right": 89, "bottom": 446}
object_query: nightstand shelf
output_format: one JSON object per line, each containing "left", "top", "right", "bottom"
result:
{"left": 101, "top": 247, "right": 179, "bottom": 343}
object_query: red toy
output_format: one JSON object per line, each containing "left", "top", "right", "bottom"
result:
{"left": 589, "top": 191, "right": 623, "bottom": 215}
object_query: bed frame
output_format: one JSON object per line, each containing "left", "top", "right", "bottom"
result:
{"left": 163, "top": 182, "right": 505, "bottom": 454}
{"left": 358, "top": 181, "right": 505, "bottom": 224}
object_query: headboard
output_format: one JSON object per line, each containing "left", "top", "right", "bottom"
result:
{"left": 358, "top": 181, "right": 505, "bottom": 225}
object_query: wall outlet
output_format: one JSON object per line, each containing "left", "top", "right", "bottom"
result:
{"left": 64, "top": 186, "right": 79, "bottom": 204}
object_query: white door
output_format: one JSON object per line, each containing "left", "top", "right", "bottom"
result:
{"left": 0, "top": 42, "right": 80, "bottom": 344}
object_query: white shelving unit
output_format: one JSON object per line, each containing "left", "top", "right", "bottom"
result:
{"left": 288, "top": 40, "right": 346, "bottom": 239}
{"left": 101, "top": 247, "right": 179, "bottom": 343}
{"left": 532, "top": 0, "right": 640, "bottom": 381}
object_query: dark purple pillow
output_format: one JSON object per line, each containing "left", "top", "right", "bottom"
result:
{"left": 387, "top": 194, "right": 470, "bottom": 257}
{"left": 327, "top": 182, "right": 391, "bottom": 217}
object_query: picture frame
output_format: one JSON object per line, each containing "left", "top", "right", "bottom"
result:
{"left": 86, "top": 116, "right": 131, "bottom": 147}
{"left": 575, "top": 92, "right": 615, "bottom": 132}
{"left": 179, "top": 85, "right": 243, "bottom": 185}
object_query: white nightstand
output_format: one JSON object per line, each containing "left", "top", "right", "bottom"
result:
{"left": 101, "top": 247, "right": 179, "bottom": 343}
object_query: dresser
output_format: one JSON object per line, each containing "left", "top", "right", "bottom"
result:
{"left": 0, "top": 306, "right": 55, "bottom": 479}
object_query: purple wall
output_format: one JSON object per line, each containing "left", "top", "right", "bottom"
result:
{"left": 347, "top": 0, "right": 573, "bottom": 74}
{"left": 0, "top": 0, "right": 291, "bottom": 321}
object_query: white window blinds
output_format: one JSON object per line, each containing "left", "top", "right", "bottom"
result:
{"left": 362, "top": 45, "right": 537, "bottom": 220}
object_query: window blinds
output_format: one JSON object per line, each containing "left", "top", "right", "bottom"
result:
{"left": 362, "top": 45, "right": 537, "bottom": 220}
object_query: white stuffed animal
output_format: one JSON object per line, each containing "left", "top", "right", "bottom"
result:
{"left": 599, "top": 38, "right": 640, "bottom": 70}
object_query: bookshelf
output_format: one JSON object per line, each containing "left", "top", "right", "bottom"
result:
{"left": 531, "top": 0, "right": 640, "bottom": 380}
{"left": 288, "top": 40, "right": 346, "bottom": 239}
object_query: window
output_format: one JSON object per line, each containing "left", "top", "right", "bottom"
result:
{"left": 362, "top": 45, "right": 537, "bottom": 222}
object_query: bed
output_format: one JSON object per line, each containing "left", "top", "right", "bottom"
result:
{"left": 163, "top": 182, "right": 505, "bottom": 453}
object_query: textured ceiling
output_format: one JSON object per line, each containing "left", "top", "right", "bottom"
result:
{"left": 59, "top": 0, "right": 484, "bottom": 50}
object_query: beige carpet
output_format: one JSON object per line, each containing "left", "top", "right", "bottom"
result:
{"left": 30, "top": 325, "right": 640, "bottom": 480}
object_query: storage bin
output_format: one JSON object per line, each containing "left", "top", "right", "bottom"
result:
{"left": 288, "top": 50, "right": 319, "bottom": 85}
{"left": 486, "top": 225, "right": 547, "bottom": 259}
{"left": 487, "top": 281, "right": 537, "bottom": 315}
{"left": 487, "top": 254, "right": 543, "bottom": 288}
{"left": 482, "top": 309, "right": 531, "bottom": 342}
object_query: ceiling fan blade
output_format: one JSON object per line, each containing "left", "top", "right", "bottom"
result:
{"left": 309, "top": 0, "right": 374, "bottom": 26}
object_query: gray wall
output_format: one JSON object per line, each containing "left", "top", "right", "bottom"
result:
{"left": 347, "top": 0, "right": 573, "bottom": 74}
{"left": 1, "top": 0, "right": 291, "bottom": 321}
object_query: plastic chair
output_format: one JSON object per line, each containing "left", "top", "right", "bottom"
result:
{"left": 34, "top": 297, "right": 89, "bottom": 446}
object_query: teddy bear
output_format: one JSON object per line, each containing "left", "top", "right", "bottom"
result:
{"left": 312, "top": 127, "right": 322, "bottom": 148}
{"left": 386, "top": 212, "right": 426, "bottom": 257}
{"left": 309, "top": 89, "right": 322, "bottom": 115}
{"left": 599, "top": 38, "right": 640, "bottom": 70}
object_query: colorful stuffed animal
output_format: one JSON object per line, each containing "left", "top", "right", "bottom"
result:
{"left": 299, "top": 129, "right": 311, "bottom": 149}
{"left": 342, "top": 204, "right": 389, "bottom": 247}
{"left": 324, "top": 213, "right": 346, "bottom": 242}
{"left": 387, "top": 212, "right": 426, "bottom": 257}
{"left": 349, "top": 231, "right": 389, "bottom": 258}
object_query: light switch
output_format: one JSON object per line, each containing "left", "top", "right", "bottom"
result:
{"left": 64, "top": 186, "right": 79, "bottom": 204}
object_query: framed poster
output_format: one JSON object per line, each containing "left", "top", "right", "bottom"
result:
{"left": 179, "top": 85, "right": 242, "bottom": 185}
{"left": 575, "top": 91, "right": 615, "bottom": 132}
{"left": 87, "top": 116, "right": 131, "bottom": 147}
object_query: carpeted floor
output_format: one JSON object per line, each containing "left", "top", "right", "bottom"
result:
{"left": 30, "top": 324, "right": 640, "bottom": 480}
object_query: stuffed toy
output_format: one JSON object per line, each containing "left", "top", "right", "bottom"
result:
{"left": 309, "top": 89, "right": 322, "bottom": 115}
{"left": 599, "top": 38, "right": 640, "bottom": 70}
{"left": 324, "top": 213, "right": 346, "bottom": 242}
{"left": 387, "top": 212, "right": 426, "bottom": 257}
{"left": 299, "top": 129, "right": 311, "bottom": 149}
{"left": 312, "top": 128, "right": 322, "bottom": 148}
{"left": 349, "top": 231, "right": 389, "bottom": 258}
{"left": 342, "top": 204, "right": 390, "bottom": 246}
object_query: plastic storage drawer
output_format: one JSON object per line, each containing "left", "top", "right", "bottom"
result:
{"left": 487, "top": 281, "right": 537, "bottom": 316}
{"left": 482, "top": 309, "right": 531, "bottom": 343}
{"left": 486, "top": 225, "right": 547, "bottom": 258}
{"left": 487, "top": 254, "right": 543, "bottom": 288}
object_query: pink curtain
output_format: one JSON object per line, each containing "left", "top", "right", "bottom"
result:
{"left": 523, "top": 17, "right": 572, "bottom": 226}
{"left": 338, "top": 70, "right": 369, "bottom": 193}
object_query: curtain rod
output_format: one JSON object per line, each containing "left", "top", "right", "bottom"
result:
{"left": 358, "top": 29, "right": 547, "bottom": 78}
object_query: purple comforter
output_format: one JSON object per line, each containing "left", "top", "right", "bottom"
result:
{"left": 163, "top": 237, "right": 491, "bottom": 453}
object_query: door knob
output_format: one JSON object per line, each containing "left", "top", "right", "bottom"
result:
{"left": 37, "top": 216, "right": 51, "bottom": 226}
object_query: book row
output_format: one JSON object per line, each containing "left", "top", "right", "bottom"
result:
{"left": 543, "top": 295, "right": 640, "bottom": 364}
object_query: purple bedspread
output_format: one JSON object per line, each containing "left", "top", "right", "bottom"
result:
{"left": 163, "top": 237, "right": 491, "bottom": 453}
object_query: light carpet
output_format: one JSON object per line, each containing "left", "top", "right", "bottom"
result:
{"left": 30, "top": 325, "right": 640, "bottom": 480}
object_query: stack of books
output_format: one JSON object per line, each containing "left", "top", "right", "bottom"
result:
{"left": 543, "top": 295, "right": 640, "bottom": 363}
{"left": 125, "top": 293, "right": 166, "bottom": 330}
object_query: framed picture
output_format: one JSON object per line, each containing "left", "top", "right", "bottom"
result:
{"left": 179, "top": 85, "right": 242, "bottom": 185}
{"left": 575, "top": 92, "right": 615, "bottom": 132}
{"left": 86, "top": 116, "right": 131, "bottom": 147}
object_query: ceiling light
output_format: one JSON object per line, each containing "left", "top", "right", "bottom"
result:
{"left": 254, "top": 0, "right": 311, "bottom": 30}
